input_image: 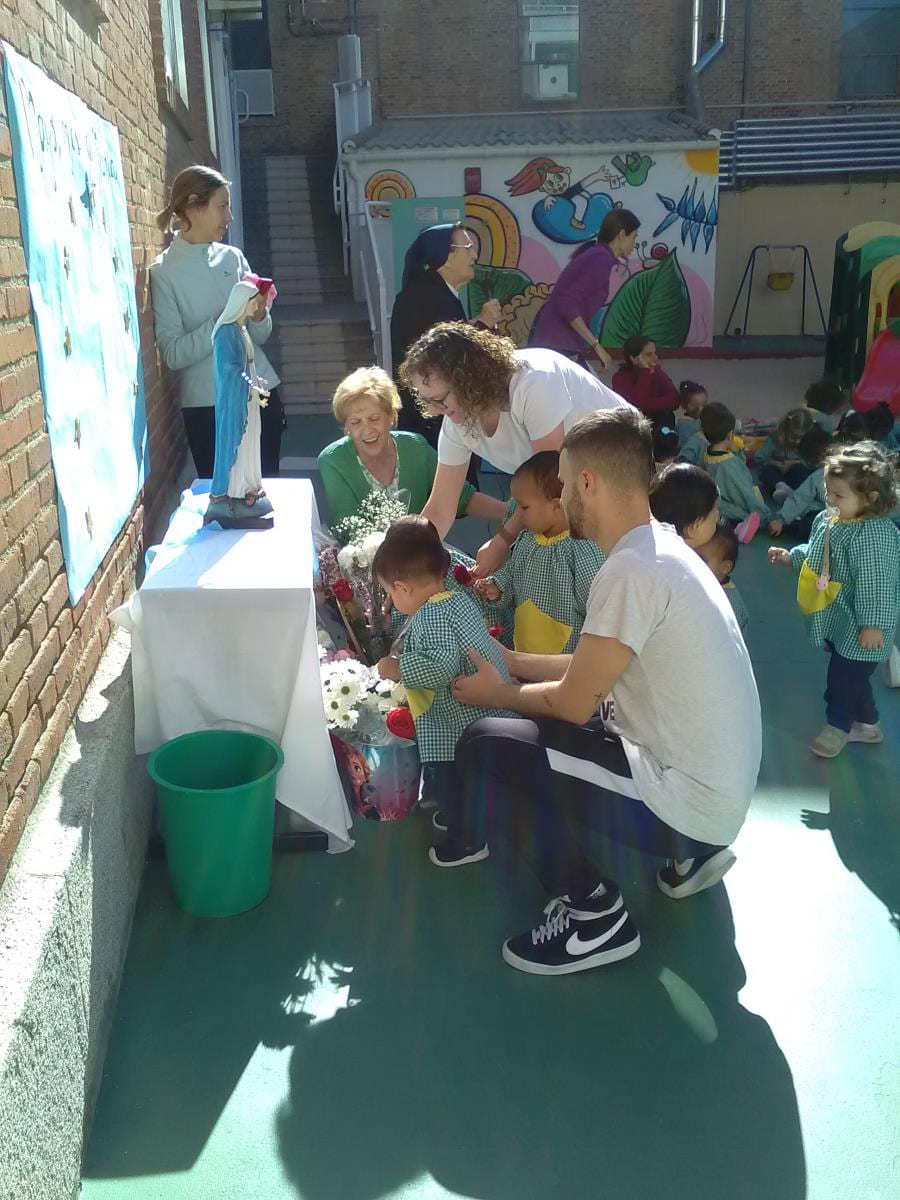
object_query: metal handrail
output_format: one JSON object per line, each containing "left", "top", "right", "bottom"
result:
{"left": 360, "top": 201, "right": 391, "bottom": 372}
{"left": 333, "top": 77, "right": 372, "bottom": 276}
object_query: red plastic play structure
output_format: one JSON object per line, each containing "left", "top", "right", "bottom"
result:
{"left": 853, "top": 326, "right": 900, "bottom": 415}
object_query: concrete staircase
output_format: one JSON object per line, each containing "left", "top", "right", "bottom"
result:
{"left": 241, "top": 154, "right": 375, "bottom": 417}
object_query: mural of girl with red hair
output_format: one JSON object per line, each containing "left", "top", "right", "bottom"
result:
{"left": 504, "top": 156, "right": 618, "bottom": 244}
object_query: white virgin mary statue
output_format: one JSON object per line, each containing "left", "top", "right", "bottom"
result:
{"left": 205, "top": 276, "right": 277, "bottom": 527}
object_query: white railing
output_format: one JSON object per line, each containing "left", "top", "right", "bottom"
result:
{"left": 359, "top": 200, "right": 391, "bottom": 372}
{"left": 333, "top": 77, "right": 372, "bottom": 275}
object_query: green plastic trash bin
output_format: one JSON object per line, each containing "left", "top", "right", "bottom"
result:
{"left": 148, "top": 730, "right": 284, "bottom": 917}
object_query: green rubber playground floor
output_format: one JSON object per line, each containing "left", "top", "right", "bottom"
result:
{"left": 82, "top": 534, "right": 900, "bottom": 1200}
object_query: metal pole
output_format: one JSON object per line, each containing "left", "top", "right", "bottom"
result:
{"left": 801, "top": 249, "right": 808, "bottom": 335}
{"left": 724, "top": 248, "right": 753, "bottom": 335}
{"left": 743, "top": 247, "right": 757, "bottom": 337}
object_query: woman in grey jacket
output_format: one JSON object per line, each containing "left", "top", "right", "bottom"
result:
{"left": 150, "top": 165, "right": 285, "bottom": 479}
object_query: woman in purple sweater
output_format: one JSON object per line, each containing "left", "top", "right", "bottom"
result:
{"left": 530, "top": 209, "right": 640, "bottom": 371}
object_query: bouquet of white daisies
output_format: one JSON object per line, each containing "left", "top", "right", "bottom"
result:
{"left": 318, "top": 640, "right": 408, "bottom": 744}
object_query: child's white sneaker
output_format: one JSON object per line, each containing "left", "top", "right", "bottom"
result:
{"left": 810, "top": 725, "right": 849, "bottom": 758}
{"left": 848, "top": 721, "right": 884, "bottom": 744}
{"left": 772, "top": 482, "right": 795, "bottom": 504}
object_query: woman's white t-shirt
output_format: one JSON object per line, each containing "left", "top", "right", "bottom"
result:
{"left": 436, "top": 348, "right": 628, "bottom": 474}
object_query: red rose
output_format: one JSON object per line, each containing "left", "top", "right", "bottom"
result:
{"left": 488, "top": 624, "right": 504, "bottom": 639}
{"left": 386, "top": 707, "right": 416, "bottom": 740}
{"left": 453, "top": 562, "right": 473, "bottom": 586}
{"left": 332, "top": 578, "right": 354, "bottom": 602}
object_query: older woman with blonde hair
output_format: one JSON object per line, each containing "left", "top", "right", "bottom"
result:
{"left": 317, "top": 365, "right": 507, "bottom": 532}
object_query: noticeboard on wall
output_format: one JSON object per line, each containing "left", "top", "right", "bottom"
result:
{"left": 3, "top": 43, "right": 148, "bottom": 605}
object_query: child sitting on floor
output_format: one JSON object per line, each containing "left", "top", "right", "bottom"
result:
{"left": 700, "top": 401, "right": 770, "bottom": 540}
{"left": 768, "top": 441, "right": 900, "bottom": 759}
{"left": 755, "top": 407, "right": 816, "bottom": 498}
{"left": 649, "top": 462, "right": 721, "bottom": 547}
{"left": 804, "top": 379, "right": 846, "bottom": 433}
{"left": 696, "top": 521, "right": 749, "bottom": 635}
{"left": 476, "top": 451, "right": 606, "bottom": 654}
{"left": 676, "top": 380, "right": 708, "bottom": 449}
{"left": 374, "top": 517, "right": 514, "bottom": 865}
{"left": 768, "top": 425, "right": 831, "bottom": 540}
{"left": 863, "top": 402, "right": 900, "bottom": 451}
{"left": 653, "top": 423, "right": 680, "bottom": 470}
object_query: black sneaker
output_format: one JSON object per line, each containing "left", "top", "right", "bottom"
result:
{"left": 657, "top": 848, "right": 736, "bottom": 899}
{"left": 428, "top": 839, "right": 489, "bottom": 868}
{"left": 432, "top": 810, "right": 448, "bottom": 832}
{"left": 501, "top": 896, "right": 640, "bottom": 976}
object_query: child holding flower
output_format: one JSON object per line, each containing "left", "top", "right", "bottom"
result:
{"left": 374, "top": 516, "right": 515, "bottom": 865}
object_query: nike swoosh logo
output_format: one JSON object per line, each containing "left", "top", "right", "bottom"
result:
{"left": 566, "top": 910, "right": 629, "bottom": 956}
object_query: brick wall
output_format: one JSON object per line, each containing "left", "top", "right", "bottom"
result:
{"left": 0, "top": 0, "right": 217, "bottom": 884}
{"left": 239, "top": 0, "right": 850, "bottom": 158}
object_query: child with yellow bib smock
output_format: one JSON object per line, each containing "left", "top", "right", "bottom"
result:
{"left": 768, "top": 442, "right": 900, "bottom": 759}
{"left": 475, "top": 451, "right": 606, "bottom": 654}
{"left": 375, "top": 517, "right": 515, "bottom": 866}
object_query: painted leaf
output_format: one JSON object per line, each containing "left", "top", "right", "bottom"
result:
{"left": 600, "top": 251, "right": 692, "bottom": 348}
{"left": 657, "top": 193, "right": 676, "bottom": 212}
{"left": 703, "top": 222, "right": 715, "bottom": 252}
{"left": 469, "top": 264, "right": 533, "bottom": 317}
{"left": 653, "top": 211, "right": 680, "bottom": 238}
{"left": 675, "top": 185, "right": 691, "bottom": 218}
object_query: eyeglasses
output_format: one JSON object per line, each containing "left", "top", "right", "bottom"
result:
{"left": 416, "top": 387, "right": 453, "bottom": 413}
{"left": 449, "top": 238, "right": 476, "bottom": 253}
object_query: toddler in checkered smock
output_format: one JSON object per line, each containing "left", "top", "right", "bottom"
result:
{"left": 768, "top": 441, "right": 900, "bottom": 760}
{"left": 477, "top": 452, "right": 606, "bottom": 654}
{"left": 374, "top": 517, "right": 516, "bottom": 823}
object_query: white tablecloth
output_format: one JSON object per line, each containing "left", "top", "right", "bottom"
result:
{"left": 113, "top": 478, "right": 353, "bottom": 850}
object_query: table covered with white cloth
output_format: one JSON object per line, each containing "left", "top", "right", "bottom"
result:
{"left": 112, "top": 478, "right": 353, "bottom": 851}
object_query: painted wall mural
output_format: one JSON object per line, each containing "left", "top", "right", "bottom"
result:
{"left": 363, "top": 142, "right": 719, "bottom": 349}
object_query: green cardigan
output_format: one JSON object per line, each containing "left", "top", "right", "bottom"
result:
{"left": 317, "top": 431, "right": 475, "bottom": 529}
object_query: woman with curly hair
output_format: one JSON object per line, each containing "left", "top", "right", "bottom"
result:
{"left": 399, "top": 322, "right": 628, "bottom": 575}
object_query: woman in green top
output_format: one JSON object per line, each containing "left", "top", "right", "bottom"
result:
{"left": 318, "top": 366, "right": 507, "bottom": 534}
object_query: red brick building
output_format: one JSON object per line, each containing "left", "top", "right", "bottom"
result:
{"left": 0, "top": 0, "right": 219, "bottom": 880}
{"left": 237, "top": 0, "right": 900, "bottom": 158}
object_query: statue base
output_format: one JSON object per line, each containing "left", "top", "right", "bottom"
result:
{"left": 204, "top": 495, "right": 274, "bottom": 530}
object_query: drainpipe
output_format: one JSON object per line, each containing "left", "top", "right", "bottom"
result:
{"left": 686, "top": 0, "right": 727, "bottom": 124}
{"left": 741, "top": 0, "right": 753, "bottom": 114}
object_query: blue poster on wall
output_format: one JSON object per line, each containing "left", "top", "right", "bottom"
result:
{"left": 3, "top": 43, "right": 148, "bottom": 605}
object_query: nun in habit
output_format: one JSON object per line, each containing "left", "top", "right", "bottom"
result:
{"left": 205, "top": 275, "right": 277, "bottom": 526}
{"left": 389, "top": 222, "right": 501, "bottom": 448}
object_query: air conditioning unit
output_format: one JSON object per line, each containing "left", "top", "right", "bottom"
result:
{"left": 521, "top": 63, "right": 571, "bottom": 101}
{"left": 234, "top": 68, "right": 275, "bottom": 117}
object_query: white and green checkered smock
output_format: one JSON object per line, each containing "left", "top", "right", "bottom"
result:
{"left": 789, "top": 511, "right": 900, "bottom": 662}
{"left": 389, "top": 547, "right": 511, "bottom": 644}
{"left": 400, "top": 589, "right": 516, "bottom": 763}
{"left": 490, "top": 530, "right": 606, "bottom": 654}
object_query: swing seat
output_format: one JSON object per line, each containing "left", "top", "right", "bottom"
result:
{"left": 766, "top": 271, "right": 795, "bottom": 292}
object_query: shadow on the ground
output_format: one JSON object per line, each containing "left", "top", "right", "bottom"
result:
{"left": 83, "top": 820, "right": 806, "bottom": 1199}
{"left": 802, "top": 750, "right": 900, "bottom": 936}
{"left": 273, "top": 826, "right": 807, "bottom": 1200}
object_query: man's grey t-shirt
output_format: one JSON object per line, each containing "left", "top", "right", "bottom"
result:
{"left": 574, "top": 520, "right": 761, "bottom": 845}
